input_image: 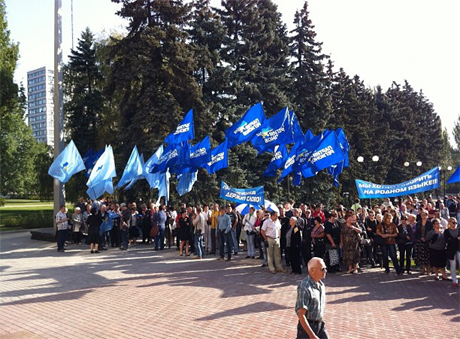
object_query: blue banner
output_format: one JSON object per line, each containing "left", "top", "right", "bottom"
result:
{"left": 355, "top": 167, "right": 440, "bottom": 199}
{"left": 164, "top": 109, "right": 194, "bottom": 144}
{"left": 262, "top": 144, "right": 288, "bottom": 177}
{"left": 225, "top": 103, "right": 266, "bottom": 148}
{"left": 219, "top": 182, "right": 265, "bottom": 205}
{"left": 204, "top": 140, "right": 228, "bottom": 174}
{"left": 48, "top": 140, "right": 86, "bottom": 183}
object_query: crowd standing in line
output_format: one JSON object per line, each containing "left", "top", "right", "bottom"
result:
{"left": 56, "top": 194, "right": 460, "bottom": 287}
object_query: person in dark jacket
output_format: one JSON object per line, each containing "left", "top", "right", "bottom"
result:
{"left": 444, "top": 217, "right": 459, "bottom": 287}
{"left": 87, "top": 208, "right": 102, "bottom": 253}
{"left": 286, "top": 217, "right": 302, "bottom": 274}
{"left": 396, "top": 215, "right": 413, "bottom": 274}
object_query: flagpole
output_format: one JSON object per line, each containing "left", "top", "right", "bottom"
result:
{"left": 53, "top": 0, "right": 65, "bottom": 225}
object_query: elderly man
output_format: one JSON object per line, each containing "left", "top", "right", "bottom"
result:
{"left": 261, "top": 211, "right": 287, "bottom": 274}
{"left": 295, "top": 257, "right": 329, "bottom": 339}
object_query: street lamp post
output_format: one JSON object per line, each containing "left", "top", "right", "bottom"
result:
{"left": 357, "top": 155, "right": 379, "bottom": 206}
{"left": 440, "top": 166, "right": 453, "bottom": 199}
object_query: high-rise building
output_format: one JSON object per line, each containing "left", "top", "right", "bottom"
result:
{"left": 27, "top": 66, "right": 54, "bottom": 146}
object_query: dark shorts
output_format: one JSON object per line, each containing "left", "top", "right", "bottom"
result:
{"left": 297, "top": 321, "right": 329, "bottom": 339}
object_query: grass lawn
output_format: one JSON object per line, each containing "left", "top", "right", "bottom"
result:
{"left": 0, "top": 199, "right": 57, "bottom": 231}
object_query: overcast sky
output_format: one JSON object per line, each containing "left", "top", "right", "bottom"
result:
{"left": 5, "top": 0, "right": 458, "bottom": 141}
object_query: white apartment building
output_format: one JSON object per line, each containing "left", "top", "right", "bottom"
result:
{"left": 27, "top": 66, "right": 54, "bottom": 146}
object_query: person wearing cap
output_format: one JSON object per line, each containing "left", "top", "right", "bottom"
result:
{"left": 71, "top": 207, "right": 83, "bottom": 244}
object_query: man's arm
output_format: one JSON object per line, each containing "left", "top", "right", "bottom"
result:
{"left": 297, "top": 308, "right": 319, "bottom": 339}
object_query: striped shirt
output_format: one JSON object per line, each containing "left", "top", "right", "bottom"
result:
{"left": 295, "top": 275, "right": 325, "bottom": 321}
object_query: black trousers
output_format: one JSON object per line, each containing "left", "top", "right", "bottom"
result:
{"left": 297, "top": 321, "right": 329, "bottom": 339}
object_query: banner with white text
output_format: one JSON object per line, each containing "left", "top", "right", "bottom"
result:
{"left": 355, "top": 167, "right": 440, "bottom": 199}
{"left": 219, "top": 181, "right": 265, "bottom": 205}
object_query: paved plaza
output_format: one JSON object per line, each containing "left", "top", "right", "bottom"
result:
{"left": 0, "top": 230, "right": 458, "bottom": 339}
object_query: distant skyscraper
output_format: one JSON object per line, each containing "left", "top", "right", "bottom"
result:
{"left": 27, "top": 66, "right": 54, "bottom": 146}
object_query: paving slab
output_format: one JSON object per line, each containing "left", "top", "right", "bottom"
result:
{"left": 0, "top": 231, "right": 458, "bottom": 339}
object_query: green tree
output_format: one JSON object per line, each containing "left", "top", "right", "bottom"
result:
{"left": 64, "top": 28, "right": 104, "bottom": 152}
{"left": 0, "top": 1, "right": 39, "bottom": 196}
{"left": 453, "top": 114, "right": 460, "bottom": 150}
{"left": 289, "top": 1, "right": 331, "bottom": 134}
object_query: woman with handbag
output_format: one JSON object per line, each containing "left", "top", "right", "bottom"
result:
{"left": 243, "top": 207, "right": 257, "bottom": 259}
{"left": 376, "top": 212, "right": 402, "bottom": 275}
{"left": 397, "top": 215, "right": 413, "bottom": 274}
{"left": 340, "top": 212, "right": 362, "bottom": 274}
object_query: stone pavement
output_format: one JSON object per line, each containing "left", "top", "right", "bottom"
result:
{"left": 0, "top": 230, "right": 458, "bottom": 339}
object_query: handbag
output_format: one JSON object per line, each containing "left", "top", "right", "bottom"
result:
{"left": 150, "top": 226, "right": 159, "bottom": 238}
{"left": 328, "top": 248, "right": 340, "bottom": 266}
{"left": 373, "top": 223, "right": 385, "bottom": 246}
{"left": 361, "top": 238, "right": 371, "bottom": 246}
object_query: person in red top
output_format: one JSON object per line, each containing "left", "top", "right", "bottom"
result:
{"left": 311, "top": 204, "right": 325, "bottom": 223}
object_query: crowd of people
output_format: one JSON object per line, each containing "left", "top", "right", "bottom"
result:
{"left": 55, "top": 194, "right": 460, "bottom": 287}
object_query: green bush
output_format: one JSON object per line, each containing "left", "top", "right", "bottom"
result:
{"left": 0, "top": 196, "right": 5, "bottom": 207}
{"left": 2, "top": 211, "right": 53, "bottom": 229}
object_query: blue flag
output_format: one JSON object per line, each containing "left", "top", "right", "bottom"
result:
{"left": 251, "top": 107, "right": 294, "bottom": 154}
{"left": 225, "top": 103, "right": 266, "bottom": 148}
{"left": 83, "top": 148, "right": 104, "bottom": 178}
{"left": 262, "top": 144, "right": 288, "bottom": 177}
{"left": 447, "top": 165, "right": 460, "bottom": 184}
{"left": 164, "top": 109, "right": 194, "bottom": 144}
{"left": 156, "top": 169, "right": 171, "bottom": 205}
{"left": 86, "top": 178, "right": 114, "bottom": 200}
{"left": 305, "top": 129, "right": 314, "bottom": 141}
{"left": 327, "top": 129, "right": 350, "bottom": 187}
{"left": 204, "top": 139, "right": 228, "bottom": 174}
{"left": 279, "top": 140, "right": 303, "bottom": 181}
{"left": 356, "top": 167, "right": 440, "bottom": 199}
{"left": 290, "top": 111, "right": 304, "bottom": 142}
{"left": 152, "top": 143, "right": 182, "bottom": 173}
{"left": 177, "top": 170, "right": 198, "bottom": 196}
{"left": 48, "top": 140, "right": 86, "bottom": 183}
{"left": 219, "top": 182, "right": 265, "bottom": 206}
{"left": 298, "top": 130, "right": 346, "bottom": 176}
{"left": 116, "top": 146, "right": 144, "bottom": 189}
{"left": 86, "top": 145, "right": 117, "bottom": 189}
{"left": 189, "top": 135, "right": 211, "bottom": 169}
{"left": 144, "top": 145, "right": 163, "bottom": 188}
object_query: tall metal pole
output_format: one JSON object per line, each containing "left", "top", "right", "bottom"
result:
{"left": 53, "top": 0, "right": 65, "bottom": 226}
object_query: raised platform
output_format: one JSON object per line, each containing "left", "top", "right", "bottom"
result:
{"left": 30, "top": 228, "right": 56, "bottom": 242}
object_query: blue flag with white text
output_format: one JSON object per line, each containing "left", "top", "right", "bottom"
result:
{"left": 251, "top": 107, "right": 292, "bottom": 154}
{"left": 262, "top": 144, "right": 288, "bottom": 177}
{"left": 190, "top": 135, "right": 211, "bottom": 169}
{"left": 164, "top": 109, "right": 194, "bottom": 144}
{"left": 225, "top": 103, "right": 266, "bottom": 148}
{"left": 204, "top": 140, "right": 228, "bottom": 174}
{"left": 48, "top": 140, "right": 86, "bottom": 183}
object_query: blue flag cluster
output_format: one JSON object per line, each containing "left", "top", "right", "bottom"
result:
{"left": 49, "top": 103, "right": 351, "bottom": 203}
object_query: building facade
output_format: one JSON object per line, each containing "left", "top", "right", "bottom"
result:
{"left": 27, "top": 66, "right": 54, "bottom": 146}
